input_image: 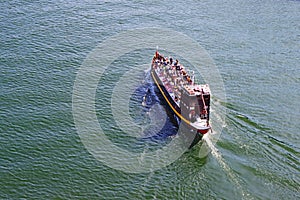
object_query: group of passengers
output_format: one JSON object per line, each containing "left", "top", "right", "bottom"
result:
{"left": 153, "top": 51, "right": 193, "bottom": 84}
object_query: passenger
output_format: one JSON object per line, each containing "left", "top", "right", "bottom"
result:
{"left": 187, "top": 76, "right": 192, "bottom": 84}
{"left": 174, "top": 59, "right": 178, "bottom": 66}
{"left": 170, "top": 57, "right": 173, "bottom": 65}
{"left": 183, "top": 75, "right": 187, "bottom": 81}
{"left": 164, "top": 57, "right": 168, "bottom": 66}
{"left": 155, "top": 51, "right": 159, "bottom": 59}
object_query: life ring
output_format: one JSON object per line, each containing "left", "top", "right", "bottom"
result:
{"left": 189, "top": 110, "right": 196, "bottom": 119}
{"left": 201, "top": 109, "right": 207, "bottom": 115}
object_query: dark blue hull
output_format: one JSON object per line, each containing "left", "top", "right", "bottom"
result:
{"left": 151, "top": 69, "right": 203, "bottom": 148}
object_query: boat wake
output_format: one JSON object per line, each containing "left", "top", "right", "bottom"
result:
{"left": 202, "top": 134, "right": 250, "bottom": 199}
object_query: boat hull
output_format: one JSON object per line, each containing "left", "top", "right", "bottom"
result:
{"left": 151, "top": 69, "right": 208, "bottom": 148}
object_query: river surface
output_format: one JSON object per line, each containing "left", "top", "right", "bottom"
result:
{"left": 1, "top": 0, "right": 299, "bottom": 199}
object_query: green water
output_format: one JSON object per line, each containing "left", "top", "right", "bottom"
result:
{"left": 1, "top": 0, "right": 299, "bottom": 199}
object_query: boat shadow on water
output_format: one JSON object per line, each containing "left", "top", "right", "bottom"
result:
{"left": 131, "top": 72, "right": 211, "bottom": 156}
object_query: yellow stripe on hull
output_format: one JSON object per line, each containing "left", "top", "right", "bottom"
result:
{"left": 151, "top": 71, "right": 191, "bottom": 125}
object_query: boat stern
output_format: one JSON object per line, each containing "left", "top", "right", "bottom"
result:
{"left": 191, "top": 119, "right": 211, "bottom": 135}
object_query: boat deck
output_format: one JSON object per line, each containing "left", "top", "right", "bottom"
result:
{"left": 151, "top": 52, "right": 211, "bottom": 134}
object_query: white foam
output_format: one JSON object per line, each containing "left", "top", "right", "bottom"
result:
{"left": 203, "top": 134, "right": 250, "bottom": 199}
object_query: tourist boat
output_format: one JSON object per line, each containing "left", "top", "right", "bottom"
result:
{"left": 151, "top": 51, "right": 211, "bottom": 148}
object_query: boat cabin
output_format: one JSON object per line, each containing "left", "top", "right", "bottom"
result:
{"left": 180, "top": 84, "right": 210, "bottom": 123}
